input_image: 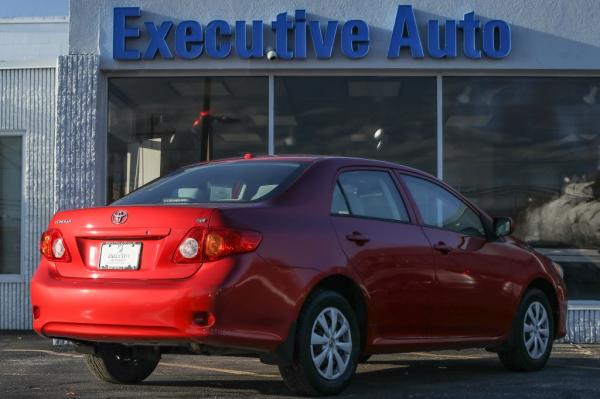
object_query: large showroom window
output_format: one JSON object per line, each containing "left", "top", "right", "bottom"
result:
{"left": 444, "top": 77, "right": 600, "bottom": 300}
{"left": 274, "top": 77, "right": 437, "bottom": 175}
{"left": 107, "top": 75, "right": 599, "bottom": 300}
{"left": 0, "top": 135, "right": 21, "bottom": 274}
{"left": 107, "top": 77, "right": 268, "bottom": 202}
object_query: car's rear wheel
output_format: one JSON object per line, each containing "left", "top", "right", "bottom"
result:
{"left": 84, "top": 344, "right": 161, "bottom": 384}
{"left": 498, "top": 288, "right": 554, "bottom": 371}
{"left": 279, "top": 290, "right": 360, "bottom": 396}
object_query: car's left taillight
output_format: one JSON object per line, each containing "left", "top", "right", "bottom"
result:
{"left": 40, "top": 229, "right": 71, "bottom": 262}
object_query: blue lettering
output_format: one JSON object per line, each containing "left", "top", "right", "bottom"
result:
{"left": 294, "top": 10, "right": 307, "bottom": 59}
{"left": 272, "top": 12, "right": 294, "bottom": 59}
{"left": 427, "top": 20, "right": 457, "bottom": 58}
{"left": 483, "top": 20, "right": 511, "bottom": 58}
{"left": 341, "top": 20, "right": 369, "bottom": 59}
{"left": 388, "top": 5, "right": 424, "bottom": 58}
{"left": 111, "top": 7, "right": 511, "bottom": 61}
{"left": 113, "top": 7, "right": 141, "bottom": 60}
{"left": 458, "top": 12, "right": 481, "bottom": 59}
{"left": 235, "top": 21, "right": 264, "bottom": 58}
{"left": 206, "top": 20, "right": 232, "bottom": 58}
{"left": 175, "top": 21, "right": 203, "bottom": 59}
{"left": 143, "top": 21, "right": 174, "bottom": 60}
{"left": 308, "top": 21, "right": 338, "bottom": 59}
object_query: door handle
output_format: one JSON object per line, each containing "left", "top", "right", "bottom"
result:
{"left": 433, "top": 242, "right": 453, "bottom": 254}
{"left": 346, "top": 232, "right": 370, "bottom": 246}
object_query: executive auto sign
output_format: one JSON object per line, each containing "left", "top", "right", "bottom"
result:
{"left": 113, "top": 5, "right": 511, "bottom": 61}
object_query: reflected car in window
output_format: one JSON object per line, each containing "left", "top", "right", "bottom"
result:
{"left": 31, "top": 156, "right": 567, "bottom": 396}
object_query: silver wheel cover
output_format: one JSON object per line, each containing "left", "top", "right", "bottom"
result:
{"left": 310, "top": 307, "right": 352, "bottom": 380}
{"left": 523, "top": 301, "right": 550, "bottom": 360}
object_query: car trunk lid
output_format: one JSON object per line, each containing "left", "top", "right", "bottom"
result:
{"left": 49, "top": 206, "right": 213, "bottom": 280}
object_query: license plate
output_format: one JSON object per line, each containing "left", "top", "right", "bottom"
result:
{"left": 99, "top": 242, "right": 142, "bottom": 270}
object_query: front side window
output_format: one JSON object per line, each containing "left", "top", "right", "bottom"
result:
{"left": 403, "top": 175, "right": 485, "bottom": 237}
{"left": 335, "top": 170, "right": 409, "bottom": 222}
{"left": 113, "top": 161, "right": 307, "bottom": 205}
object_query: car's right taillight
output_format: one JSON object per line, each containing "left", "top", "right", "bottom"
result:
{"left": 173, "top": 227, "right": 262, "bottom": 263}
{"left": 40, "top": 229, "right": 71, "bottom": 262}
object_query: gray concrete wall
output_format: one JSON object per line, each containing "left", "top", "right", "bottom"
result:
{"left": 0, "top": 68, "right": 56, "bottom": 329}
{"left": 55, "top": 54, "right": 103, "bottom": 211}
{"left": 69, "top": 0, "right": 600, "bottom": 71}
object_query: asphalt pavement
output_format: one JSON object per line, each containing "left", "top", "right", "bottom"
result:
{"left": 1, "top": 332, "right": 599, "bottom": 398}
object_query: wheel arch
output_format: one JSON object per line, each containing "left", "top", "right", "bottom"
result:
{"left": 523, "top": 278, "right": 560, "bottom": 336}
{"left": 303, "top": 274, "right": 369, "bottom": 353}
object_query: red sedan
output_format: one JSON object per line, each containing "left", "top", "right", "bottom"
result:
{"left": 31, "top": 156, "right": 567, "bottom": 395}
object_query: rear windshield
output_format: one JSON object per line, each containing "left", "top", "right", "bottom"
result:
{"left": 113, "top": 161, "right": 308, "bottom": 205}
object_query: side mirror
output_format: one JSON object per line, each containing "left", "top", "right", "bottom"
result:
{"left": 493, "top": 217, "right": 514, "bottom": 237}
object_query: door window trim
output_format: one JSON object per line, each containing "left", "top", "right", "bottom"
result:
{"left": 0, "top": 130, "right": 25, "bottom": 282}
{"left": 329, "top": 166, "right": 416, "bottom": 225}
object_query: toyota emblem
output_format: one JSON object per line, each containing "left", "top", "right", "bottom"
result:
{"left": 111, "top": 210, "right": 128, "bottom": 225}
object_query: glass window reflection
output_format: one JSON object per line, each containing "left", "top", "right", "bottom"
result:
{"left": 275, "top": 77, "right": 437, "bottom": 175}
{"left": 0, "top": 136, "right": 21, "bottom": 274}
{"left": 107, "top": 77, "right": 268, "bottom": 203}
{"left": 444, "top": 77, "right": 600, "bottom": 299}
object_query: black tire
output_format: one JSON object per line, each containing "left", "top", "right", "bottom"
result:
{"left": 279, "top": 290, "right": 360, "bottom": 396}
{"left": 85, "top": 344, "right": 161, "bottom": 384}
{"left": 498, "top": 288, "right": 554, "bottom": 372}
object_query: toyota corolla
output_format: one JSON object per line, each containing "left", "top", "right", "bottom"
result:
{"left": 31, "top": 155, "right": 567, "bottom": 395}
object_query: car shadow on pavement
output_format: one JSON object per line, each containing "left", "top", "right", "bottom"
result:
{"left": 143, "top": 356, "right": 600, "bottom": 398}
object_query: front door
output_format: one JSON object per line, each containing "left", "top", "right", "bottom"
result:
{"left": 400, "top": 174, "right": 511, "bottom": 338}
{"left": 330, "top": 169, "right": 435, "bottom": 339}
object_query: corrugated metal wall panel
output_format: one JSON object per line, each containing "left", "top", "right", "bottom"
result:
{"left": 0, "top": 68, "right": 56, "bottom": 330}
{"left": 55, "top": 54, "right": 99, "bottom": 211}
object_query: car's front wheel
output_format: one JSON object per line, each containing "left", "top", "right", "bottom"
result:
{"left": 279, "top": 290, "right": 360, "bottom": 396}
{"left": 498, "top": 288, "right": 554, "bottom": 371}
{"left": 84, "top": 344, "right": 161, "bottom": 384}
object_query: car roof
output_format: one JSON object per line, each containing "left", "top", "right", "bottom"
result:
{"left": 201, "top": 154, "right": 434, "bottom": 178}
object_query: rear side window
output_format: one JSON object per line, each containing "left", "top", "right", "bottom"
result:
{"left": 331, "top": 183, "right": 350, "bottom": 215}
{"left": 333, "top": 170, "right": 409, "bottom": 222}
{"left": 402, "top": 175, "right": 485, "bottom": 236}
{"left": 113, "top": 161, "right": 308, "bottom": 205}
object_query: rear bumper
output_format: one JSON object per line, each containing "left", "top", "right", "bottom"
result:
{"left": 31, "top": 255, "right": 300, "bottom": 352}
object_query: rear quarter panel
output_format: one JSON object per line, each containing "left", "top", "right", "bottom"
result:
{"left": 211, "top": 161, "right": 364, "bottom": 344}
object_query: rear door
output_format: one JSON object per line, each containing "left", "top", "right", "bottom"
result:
{"left": 399, "top": 173, "right": 514, "bottom": 338}
{"left": 330, "top": 169, "right": 435, "bottom": 339}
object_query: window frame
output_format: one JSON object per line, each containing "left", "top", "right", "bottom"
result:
{"left": 329, "top": 166, "right": 416, "bottom": 225}
{"left": 0, "top": 130, "right": 25, "bottom": 281}
{"left": 397, "top": 171, "right": 492, "bottom": 238}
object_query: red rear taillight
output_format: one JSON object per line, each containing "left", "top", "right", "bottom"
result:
{"left": 174, "top": 227, "right": 262, "bottom": 263}
{"left": 39, "top": 229, "right": 71, "bottom": 262}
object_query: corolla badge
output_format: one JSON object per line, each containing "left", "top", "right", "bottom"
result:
{"left": 111, "top": 210, "right": 128, "bottom": 225}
